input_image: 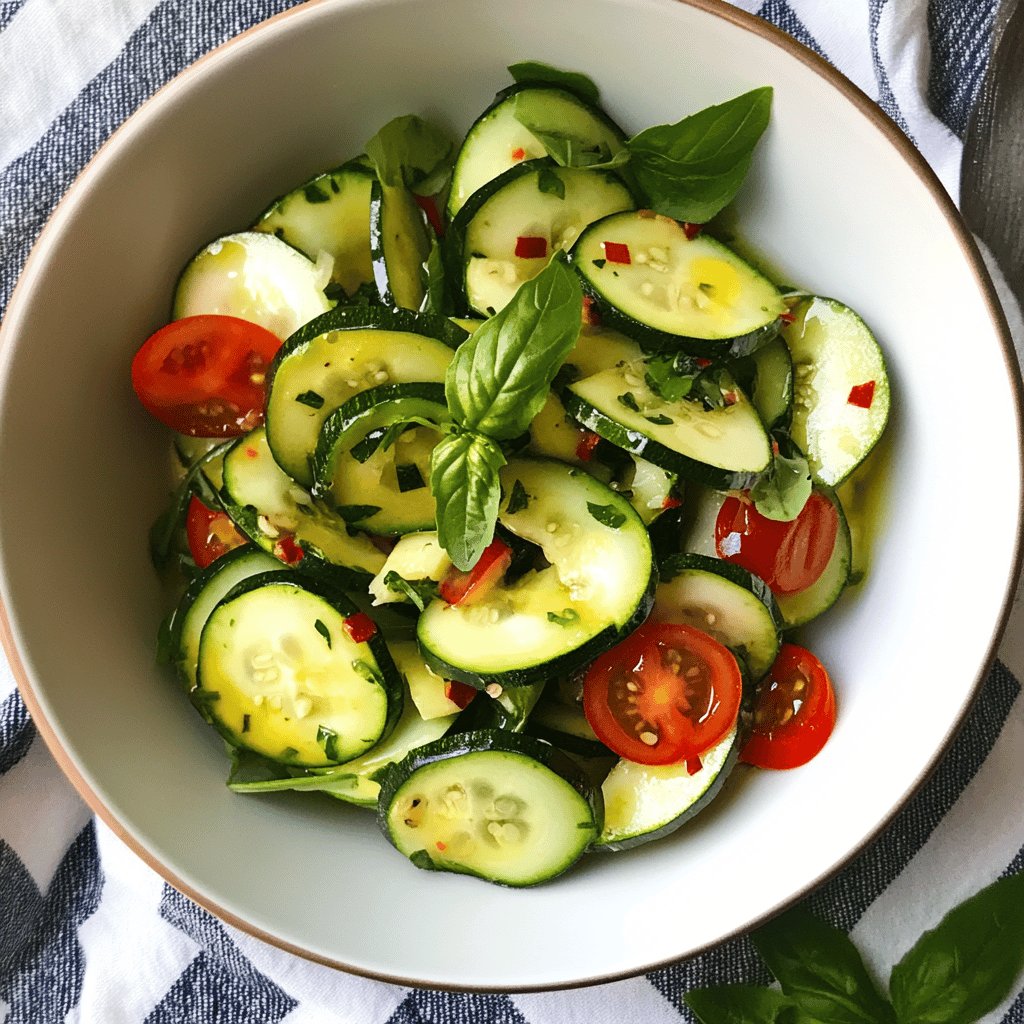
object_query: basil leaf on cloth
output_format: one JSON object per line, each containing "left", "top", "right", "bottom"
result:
{"left": 429, "top": 431, "right": 506, "bottom": 571}
{"left": 445, "top": 255, "right": 582, "bottom": 439}
{"left": 627, "top": 87, "right": 773, "bottom": 223}
{"left": 685, "top": 984, "right": 821, "bottom": 1024}
{"left": 752, "top": 908, "right": 897, "bottom": 1024}
{"left": 507, "top": 60, "right": 600, "bottom": 103}
{"left": 364, "top": 114, "right": 455, "bottom": 196}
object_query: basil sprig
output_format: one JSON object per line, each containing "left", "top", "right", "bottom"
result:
{"left": 751, "top": 432, "right": 812, "bottom": 522}
{"left": 364, "top": 114, "right": 455, "bottom": 196}
{"left": 430, "top": 256, "right": 582, "bottom": 568}
{"left": 507, "top": 60, "right": 600, "bottom": 104}
{"left": 686, "top": 871, "right": 1024, "bottom": 1024}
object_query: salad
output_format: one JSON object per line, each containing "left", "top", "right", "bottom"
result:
{"left": 136, "top": 62, "right": 890, "bottom": 887}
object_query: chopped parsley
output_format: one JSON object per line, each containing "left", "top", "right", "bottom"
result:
{"left": 587, "top": 502, "right": 626, "bottom": 529}
{"left": 314, "top": 618, "right": 332, "bottom": 648}
{"left": 295, "top": 390, "right": 325, "bottom": 409}
{"left": 506, "top": 478, "right": 530, "bottom": 515}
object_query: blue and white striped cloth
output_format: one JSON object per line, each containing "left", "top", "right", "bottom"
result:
{"left": 1, "top": 1, "right": 1022, "bottom": 1021}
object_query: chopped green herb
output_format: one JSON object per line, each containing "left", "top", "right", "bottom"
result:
{"left": 698, "top": 282, "right": 714, "bottom": 293}
{"left": 350, "top": 429, "right": 385, "bottom": 464}
{"left": 506, "top": 478, "right": 530, "bottom": 515}
{"left": 294, "top": 502, "right": 315, "bottom": 516}
{"left": 314, "top": 618, "right": 332, "bottom": 648}
{"left": 537, "top": 166, "right": 566, "bottom": 199}
{"left": 241, "top": 714, "right": 251, "bottom": 734}
{"left": 383, "top": 572, "right": 439, "bottom": 612}
{"left": 617, "top": 391, "right": 641, "bottom": 412}
{"left": 591, "top": 258, "right": 607, "bottom": 269}
{"left": 317, "top": 725, "right": 340, "bottom": 761}
{"left": 547, "top": 608, "right": 580, "bottom": 626}
{"left": 409, "top": 849, "right": 440, "bottom": 871}
{"left": 587, "top": 502, "right": 626, "bottom": 529}
{"left": 645, "top": 413, "right": 674, "bottom": 425}
{"left": 281, "top": 746, "right": 299, "bottom": 759}
{"left": 333, "top": 503, "right": 382, "bottom": 523}
{"left": 303, "top": 183, "right": 330, "bottom": 204}
{"left": 352, "top": 659, "right": 385, "bottom": 688}
{"left": 323, "top": 281, "right": 345, "bottom": 303}
{"left": 396, "top": 462, "right": 426, "bottom": 492}
{"left": 295, "top": 390, "right": 325, "bottom": 409}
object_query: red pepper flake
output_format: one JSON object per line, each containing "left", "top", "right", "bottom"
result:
{"left": 723, "top": 390, "right": 738, "bottom": 406}
{"left": 779, "top": 309, "right": 796, "bottom": 325}
{"left": 682, "top": 222, "right": 703, "bottom": 241}
{"left": 694, "top": 357, "right": 712, "bottom": 368}
{"left": 582, "top": 295, "right": 602, "bottom": 326}
{"left": 662, "top": 495, "right": 683, "bottom": 510}
{"left": 444, "top": 680, "right": 478, "bottom": 710}
{"left": 413, "top": 193, "right": 444, "bottom": 237}
{"left": 847, "top": 380, "right": 876, "bottom": 409}
{"left": 515, "top": 235, "right": 547, "bottom": 260}
{"left": 343, "top": 612, "right": 378, "bottom": 644}
{"left": 511, "top": 147, "right": 526, "bottom": 161}
{"left": 575, "top": 430, "right": 601, "bottom": 462}
{"left": 245, "top": 447, "right": 259, "bottom": 459}
{"left": 603, "top": 241, "right": 631, "bottom": 265}
{"left": 686, "top": 756, "right": 703, "bottom": 776}
{"left": 274, "top": 535, "right": 304, "bottom": 564}
{"left": 771, "top": 438, "right": 781, "bottom": 457}
{"left": 436, "top": 841, "right": 447, "bottom": 851}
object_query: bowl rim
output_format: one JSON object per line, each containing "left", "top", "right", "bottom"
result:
{"left": 1, "top": 0, "right": 1022, "bottom": 993}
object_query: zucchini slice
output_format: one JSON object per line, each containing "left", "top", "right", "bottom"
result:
{"left": 221, "top": 427, "right": 385, "bottom": 587}
{"left": 783, "top": 296, "right": 890, "bottom": 486}
{"left": 565, "top": 359, "right": 771, "bottom": 489}
{"left": 653, "top": 553, "right": 781, "bottom": 681}
{"left": 252, "top": 162, "right": 375, "bottom": 300}
{"left": 570, "top": 212, "right": 786, "bottom": 355}
{"left": 264, "top": 306, "right": 465, "bottom": 486}
{"left": 368, "top": 531, "right": 451, "bottom": 607}
{"left": 370, "top": 178, "right": 432, "bottom": 311}
{"left": 734, "top": 335, "right": 793, "bottom": 431}
{"left": 596, "top": 724, "right": 739, "bottom": 852}
{"left": 195, "top": 574, "right": 402, "bottom": 767}
{"left": 447, "top": 83, "right": 627, "bottom": 219}
{"left": 377, "top": 730, "right": 602, "bottom": 886}
{"left": 527, "top": 692, "right": 611, "bottom": 759}
{"left": 417, "top": 458, "right": 655, "bottom": 687}
{"left": 451, "top": 158, "right": 635, "bottom": 316}
{"left": 173, "top": 231, "right": 331, "bottom": 339}
{"left": 565, "top": 323, "right": 643, "bottom": 379}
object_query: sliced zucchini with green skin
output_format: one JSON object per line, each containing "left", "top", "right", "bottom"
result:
{"left": 783, "top": 296, "right": 890, "bottom": 486}
{"left": 565, "top": 360, "right": 771, "bottom": 489}
{"left": 449, "top": 681, "right": 546, "bottom": 733}
{"left": 527, "top": 392, "right": 589, "bottom": 465}
{"left": 451, "top": 158, "right": 635, "bottom": 316}
{"left": 172, "top": 545, "right": 284, "bottom": 689}
{"left": 447, "top": 83, "right": 627, "bottom": 220}
{"left": 595, "top": 723, "right": 738, "bottom": 851}
{"left": 390, "top": 639, "right": 464, "bottom": 720}
{"left": 252, "top": 162, "right": 375, "bottom": 300}
{"left": 196, "top": 573, "right": 402, "bottom": 767}
{"left": 265, "top": 306, "right": 465, "bottom": 486}
{"left": 653, "top": 553, "right": 781, "bottom": 681}
{"left": 620, "top": 456, "right": 678, "bottom": 526}
{"left": 311, "top": 383, "right": 449, "bottom": 535}
{"left": 377, "top": 729, "right": 602, "bottom": 887}
{"left": 368, "top": 531, "right": 451, "bottom": 607}
{"left": 733, "top": 335, "right": 793, "bottom": 431}
{"left": 570, "top": 212, "right": 786, "bottom": 356}
{"left": 370, "top": 179, "right": 431, "bottom": 311}
{"left": 173, "top": 231, "right": 331, "bottom": 340}
{"left": 221, "top": 427, "right": 385, "bottom": 587}
{"left": 565, "top": 323, "right": 643, "bottom": 379}
{"left": 527, "top": 693, "right": 611, "bottom": 758}
{"left": 417, "top": 458, "right": 655, "bottom": 687}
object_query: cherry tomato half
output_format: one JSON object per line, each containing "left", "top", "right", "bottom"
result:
{"left": 185, "top": 495, "right": 246, "bottom": 568}
{"left": 131, "top": 315, "right": 281, "bottom": 436}
{"left": 715, "top": 491, "right": 838, "bottom": 595}
{"left": 583, "top": 622, "right": 743, "bottom": 766}
{"left": 740, "top": 643, "right": 836, "bottom": 770}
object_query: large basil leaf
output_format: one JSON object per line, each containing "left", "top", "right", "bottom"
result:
{"left": 685, "top": 985, "right": 820, "bottom": 1024}
{"left": 750, "top": 433, "right": 812, "bottom": 521}
{"left": 626, "top": 87, "right": 772, "bottom": 223}
{"left": 429, "top": 432, "right": 506, "bottom": 570}
{"left": 365, "top": 114, "right": 455, "bottom": 196}
{"left": 445, "top": 256, "right": 582, "bottom": 439}
{"left": 752, "top": 908, "right": 896, "bottom": 1024}
{"left": 889, "top": 871, "right": 1024, "bottom": 1024}
{"left": 507, "top": 60, "right": 600, "bottom": 103}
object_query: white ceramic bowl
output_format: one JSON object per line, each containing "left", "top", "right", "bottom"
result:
{"left": 1, "top": 0, "right": 1021, "bottom": 992}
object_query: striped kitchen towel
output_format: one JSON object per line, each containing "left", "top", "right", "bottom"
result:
{"left": 1, "top": 0, "right": 1022, "bottom": 1021}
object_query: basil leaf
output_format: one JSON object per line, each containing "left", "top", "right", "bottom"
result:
{"left": 685, "top": 984, "right": 820, "bottom": 1024}
{"left": 537, "top": 166, "right": 566, "bottom": 199}
{"left": 430, "top": 432, "right": 506, "bottom": 570}
{"left": 364, "top": 115, "right": 455, "bottom": 195}
{"left": 507, "top": 60, "right": 600, "bottom": 103}
{"left": 753, "top": 908, "right": 896, "bottom": 1024}
{"left": 751, "top": 436, "right": 812, "bottom": 522}
{"left": 889, "top": 871, "right": 1024, "bottom": 1024}
{"left": 421, "top": 235, "right": 448, "bottom": 315}
{"left": 333, "top": 503, "right": 382, "bottom": 523}
{"left": 546, "top": 608, "right": 579, "bottom": 626}
{"left": 586, "top": 502, "right": 626, "bottom": 529}
{"left": 445, "top": 256, "right": 582, "bottom": 439}
{"left": 313, "top": 618, "right": 332, "bottom": 649}
{"left": 383, "top": 571, "right": 439, "bottom": 612}
{"left": 627, "top": 87, "right": 772, "bottom": 222}
{"left": 505, "top": 478, "right": 530, "bottom": 515}
{"left": 295, "top": 389, "right": 325, "bottom": 409}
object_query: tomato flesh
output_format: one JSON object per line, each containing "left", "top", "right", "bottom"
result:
{"left": 715, "top": 491, "right": 838, "bottom": 595}
{"left": 741, "top": 643, "right": 836, "bottom": 770}
{"left": 185, "top": 495, "right": 245, "bottom": 569}
{"left": 583, "top": 622, "right": 742, "bottom": 765}
{"left": 439, "top": 538, "right": 512, "bottom": 606}
{"left": 131, "top": 315, "right": 281, "bottom": 436}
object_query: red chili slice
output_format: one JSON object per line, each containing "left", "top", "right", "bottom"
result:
{"left": 511, "top": 147, "right": 526, "bottom": 160}
{"left": 582, "top": 295, "right": 602, "bottom": 326}
{"left": 682, "top": 222, "right": 703, "bottom": 240}
{"left": 273, "top": 535, "right": 305, "bottom": 565}
{"left": 444, "top": 680, "right": 478, "bottom": 710}
{"left": 779, "top": 309, "right": 796, "bottom": 325}
{"left": 413, "top": 193, "right": 444, "bottom": 237}
{"left": 439, "top": 538, "right": 513, "bottom": 606}
{"left": 575, "top": 430, "right": 601, "bottom": 462}
{"left": 847, "top": 381, "right": 876, "bottom": 409}
{"left": 515, "top": 236, "right": 547, "bottom": 259}
{"left": 603, "top": 241, "right": 631, "bottom": 264}
{"left": 662, "top": 495, "right": 683, "bottom": 510}
{"left": 343, "top": 613, "right": 378, "bottom": 644}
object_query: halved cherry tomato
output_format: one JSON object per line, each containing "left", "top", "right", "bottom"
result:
{"left": 185, "top": 495, "right": 246, "bottom": 568}
{"left": 715, "top": 491, "right": 838, "bottom": 595}
{"left": 131, "top": 315, "right": 281, "bottom": 436}
{"left": 741, "top": 643, "right": 836, "bottom": 769}
{"left": 439, "top": 538, "right": 512, "bottom": 606}
{"left": 583, "top": 622, "right": 742, "bottom": 765}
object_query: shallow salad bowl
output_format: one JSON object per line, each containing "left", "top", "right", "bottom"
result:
{"left": 0, "top": 0, "right": 1020, "bottom": 991}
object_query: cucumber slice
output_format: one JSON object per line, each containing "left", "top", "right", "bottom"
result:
{"left": 221, "top": 427, "right": 385, "bottom": 586}
{"left": 417, "top": 458, "right": 655, "bottom": 687}
{"left": 596, "top": 724, "right": 738, "bottom": 851}
{"left": 451, "top": 159, "right": 635, "bottom": 316}
{"left": 447, "top": 83, "right": 627, "bottom": 219}
{"left": 252, "top": 162, "right": 375, "bottom": 300}
{"left": 570, "top": 212, "right": 786, "bottom": 355}
{"left": 784, "top": 296, "right": 890, "bottom": 486}
{"left": 565, "top": 359, "right": 771, "bottom": 489}
{"left": 196, "top": 574, "right": 402, "bottom": 767}
{"left": 377, "top": 730, "right": 602, "bottom": 886}
{"left": 312, "top": 383, "right": 449, "bottom": 535}
{"left": 264, "top": 306, "right": 464, "bottom": 486}
{"left": 653, "top": 553, "right": 781, "bottom": 681}
{"left": 734, "top": 335, "right": 793, "bottom": 431}
{"left": 370, "top": 179, "right": 432, "bottom": 311}
{"left": 173, "top": 231, "right": 331, "bottom": 339}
